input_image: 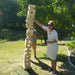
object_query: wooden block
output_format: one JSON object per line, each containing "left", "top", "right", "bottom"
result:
{"left": 23, "top": 4, "right": 36, "bottom": 70}
{"left": 28, "top": 4, "right": 36, "bottom": 10}
{"left": 25, "top": 48, "right": 31, "bottom": 52}
{"left": 24, "top": 66, "right": 31, "bottom": 69}
{"left": 26, "top": 19, "right": 33, "bottom": 23}
{"left": 25, "top": 62, "right": 30, "bottom": 66}
{"left": 23, "top": 57, "right": 31, "bottom": 70}
{"left": 25, "top": 41, "right": 31, "bottom": 48}
{"left": 25, "top": 59, "right": 30, "bottom": 62}
{"left": 27, "top": 15, "right": 35, "bottom": 19}
{"left": 27, "top": 9, "right": 35, "bottom": 19}
{"left": 25, "top": 52, "right": 31, "bottom": 56}
{"left": 27, "top": 15, "right": 35, "bottom": 20}
{"left": 25, "top": 55, "right": 31, "bottom": 58}
{"left": 26, "top": 37, "right": 32, "bottom": 40}
{"left": 26, "top": 21, "right": 33, "bottom": 25}
{"left": 26, "top": 29, "right": 33, "bottom": 37}
{"left": 24, "top": 52, "right": 31, "bottom": 58}
{"left": 25, "top": 42, "right": 31, "bottom": 48}
{"left": 26, "top": 24, "right": 33, "bottom": 29}
{"left": 26, "top": 17, "right": 33, "bottom": 21}
{"left": 25, "top": 37, "right": 32, "bottom": 48}
{"left": 27, "top": 9, "right": 35, "bottom": 15}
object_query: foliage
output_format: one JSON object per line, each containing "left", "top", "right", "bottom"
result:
{"left": 17, "top": 0, "right": 75, "bottom": 43}
{"left": 0, "top": 0, "right": 75, "bottom": 42}
{"left": 0, "top": 0, "right": 25, "bottom": 29}
{"left": 0, "top": 40, "right": 75, "bottom": 75}
{"left": 67, "top": 41, "right": 75, "bottom": 50}
{"left": 0, "top": 28, "right": 26, "bottom": 41}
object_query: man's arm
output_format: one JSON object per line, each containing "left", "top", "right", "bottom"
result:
{"left": 34, "top": 19, "right": 42, "bottom": 27}
{"left": 46, "top": 40, "right": 57, "bottom": 44}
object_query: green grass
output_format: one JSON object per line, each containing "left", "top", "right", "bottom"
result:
{"left": 0, "top": 40, "right": 75, "bottom": 75}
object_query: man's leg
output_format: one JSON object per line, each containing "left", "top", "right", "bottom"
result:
{"left": 51, "top": 60, "right": 56, "bottom": 71}
{"left": 32, "top": 42, "right": 36, "bottom": 58}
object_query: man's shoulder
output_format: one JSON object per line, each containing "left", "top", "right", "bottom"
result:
{"left": 53, "top": 29, "right": 58, "bottom": 34}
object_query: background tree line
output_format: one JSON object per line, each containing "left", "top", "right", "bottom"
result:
{"left": 0, "top": 0, "right": 75, "bottom": 42}
{"left": 0, "top": 0, "right": 25, "bottom": 30}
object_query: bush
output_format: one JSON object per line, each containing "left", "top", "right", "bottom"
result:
{"left": 67, "top": 41, "right": 75, "bottom": 50}
{"left": 0, "top": 28, "right": 26, "bottom": 41}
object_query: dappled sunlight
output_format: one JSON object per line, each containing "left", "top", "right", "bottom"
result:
{"left": 0, "top": 40, "right": 75, "bottom": 75}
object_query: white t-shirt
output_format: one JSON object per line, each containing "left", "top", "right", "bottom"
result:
{"left": 42, "top": 25, "right": 58, "bottom": 41}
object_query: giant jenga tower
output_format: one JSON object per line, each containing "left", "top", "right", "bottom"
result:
{"left": 23, "top": 4, "right": 36, "bottom": 69}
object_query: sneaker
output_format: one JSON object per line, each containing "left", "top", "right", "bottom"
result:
{"left": 50, "top": 70, "right": 58, "bottom": 74}
{"left": 48, "top": 68, "right": 53, "bottom": 71}
{"left": 50, "top": 71, "right": 56, "bottom": 74}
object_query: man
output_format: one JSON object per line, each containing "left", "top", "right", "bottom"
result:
{"left": 32, "top": 29, "right": 37, "bottom": 59}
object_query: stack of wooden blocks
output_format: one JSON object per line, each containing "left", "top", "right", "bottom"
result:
{"left": 23, "top": 4, "right": 36, "bottom": 69}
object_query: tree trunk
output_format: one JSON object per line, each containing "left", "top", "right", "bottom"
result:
{"left": 44, "top": 39, "right": 47, "bottom": 45}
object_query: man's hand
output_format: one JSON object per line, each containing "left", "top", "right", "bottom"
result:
{"left": 46, "top": 40, "right": 57, "bottom": 44}
{"left": 33, "top": 19, "right": 42, "bottom": 27}
{"left": 46, "top": 40, "right": 52, "bottom": 44}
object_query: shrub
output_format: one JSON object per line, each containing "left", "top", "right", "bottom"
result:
{"left": 67, "top": 41, "right": 75, "bottom": 51}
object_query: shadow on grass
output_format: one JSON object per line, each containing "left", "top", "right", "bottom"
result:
{"left": 31, "top": 59, "right": 50, "bottom": 71}
{"left": 58, "top": 43, "right": 66, "bottom": 46}
{"left": 32, "top": 54, "right": 75, "bottom": 75}
{"left": 57, "top": 62, "right": 75, "bottom": 75}
{"left": 38, "top": 54, "right": 68, "bottom": 62}
{"left": 26, "top": 69, "right": 38, "bottom": 75}
{"left": 36, "top": 43, "right": 47, "bottom": 46}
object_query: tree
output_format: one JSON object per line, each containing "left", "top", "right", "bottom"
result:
{"left": 17, "top": 0, "right": 75, "bottom": 43}
{"left": 0, "top": 0, "right": 25, "bottom": 30}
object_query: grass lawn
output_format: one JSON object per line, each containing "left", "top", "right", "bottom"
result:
{"left": 0, "top": 39, "right": 75, "bottom": 75}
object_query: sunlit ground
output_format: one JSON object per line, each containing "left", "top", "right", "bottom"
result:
{"left": 0, "top": 40, "right": 75, "bottom": 75}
